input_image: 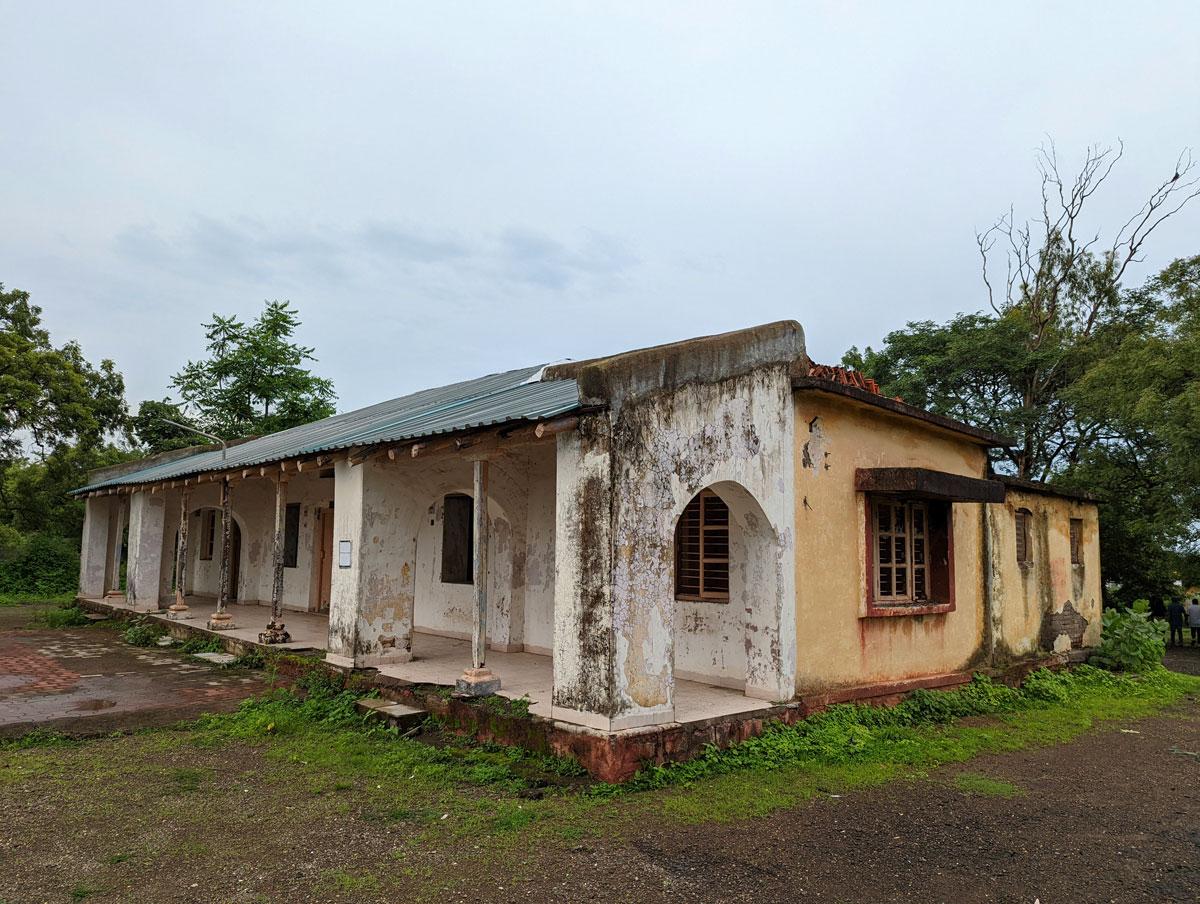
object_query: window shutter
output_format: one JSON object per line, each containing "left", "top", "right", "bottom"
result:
{"left": 1069, "top": 518, "right": 1082, "bottom": 565}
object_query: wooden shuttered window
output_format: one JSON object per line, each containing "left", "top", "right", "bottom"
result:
{"left": 874, "top": 499, "right": 928, "bottom": 602}
{"left": 675, "top": 490, "right": 730, "bottom": 602}
{"left": 1015, "top": 509, "right": 1032, "bottom": 565}
{"left": 1069, "top": 518, "right": 1083, "bottom": 565}
{"left": 869, "top": 496, "right": 952, "bottom": 607}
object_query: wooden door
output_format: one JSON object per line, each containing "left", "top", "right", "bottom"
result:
{"left": 316, "top": 508, "right": 334, "bottom": 611}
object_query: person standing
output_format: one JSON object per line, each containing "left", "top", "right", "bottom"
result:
{"left": 1188, "top": 599, "right": 1200, "bottom": 646}
{"left": 1167, "top": 598, "right": 1187, "bottom": 647}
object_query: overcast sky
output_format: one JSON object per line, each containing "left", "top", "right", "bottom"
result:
{"left": 2, "top": 2, "right": 1198, "bottom": 414}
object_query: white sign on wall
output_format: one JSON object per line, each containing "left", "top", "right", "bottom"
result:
{"left": 338, "top": 540, "right": 352, "bottom": 568}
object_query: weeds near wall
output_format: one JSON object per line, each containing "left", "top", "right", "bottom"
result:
{"left": 34, "top": 603, "right": 91, "bottom": 628}
{"left": 1090, "top": 609, "right": 1166, "bottom": 672}
{"left": 121, "top": 618, "right": 164, "bottom": 647}
{"left": 595, "top": 666, "right": 1197, "bottom": 794}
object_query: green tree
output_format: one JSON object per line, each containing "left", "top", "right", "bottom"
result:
{"left": 131, "top": 399, "right": 205, "bottom": 454}
{"left": 170, "top": 300, "right": 336, "bottom": 439}
{"left": 0, "top": 284, "right": 127, "bottom": 461}
{"left": 845, "top": 143, "right": 1199, "bottom": 480}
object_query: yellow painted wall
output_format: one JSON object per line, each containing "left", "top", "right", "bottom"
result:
{"left": 985, "top": 490, "right": 1102, "bottom": 656}
{"left": 792, "top": 392, "right": 990, "bottom": 694}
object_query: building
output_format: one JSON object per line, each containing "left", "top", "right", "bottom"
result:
{"left": 73, "top": 321, "right": 1100, "bottom": 752}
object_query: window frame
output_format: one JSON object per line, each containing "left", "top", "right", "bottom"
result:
{"left": 674, "top": 489, "right": 731, "bottom": 604}
{"left": 864, "top": 494, "right": 955, "bottom": 617}
{"left": 1069, "top": 517, "right": 1083, "bottom": 566}
{"left": 282, "top": 502, "right": 301, "bottom": 568}
{"left": 440, "top": 493, "right": 474, "bottom": 585}
{"left": 199, "top": 510, "right": 216, "bottom": 561}
{"left": 1015, "top": 508, "right": 1033, "bottom": 567}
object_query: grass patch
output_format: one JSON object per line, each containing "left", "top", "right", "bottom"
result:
{"left": 69, "top": 884, "right": 101, "bottom": 901}
{"left": 320, "top": 869, "right": 382, "bottom": 893}
{"left": 177, "top": 635, "right": 224, "bottom": 655}
{"left": 33, "top": 603, "right": 91, "bottom": 628}
{"left": 122, "top": 617, "right": 165, "bottom": 647}
{"left": 952, "top": 772, "right": 1022, "bottom": 797}
{"left": 0, "top": 591, "right": 76, "bottom": 607}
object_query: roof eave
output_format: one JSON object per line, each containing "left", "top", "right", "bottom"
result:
{"left": 791, "top": 376, "right": 1014, "bottom": 448}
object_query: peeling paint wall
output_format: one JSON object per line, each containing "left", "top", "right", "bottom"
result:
{"left": 985, "top": 489, "right": 1102, "bottom": 657}
{"left": 552, "top": 322, "right": 803, "bottom": 731}
{"left": 793, "top": 393, "right": 990, "bottom": 694}
{"left": 326, "top": 444, "right": 554, "bottom": 669}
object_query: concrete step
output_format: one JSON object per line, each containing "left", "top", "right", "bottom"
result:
{"left": 192, "top": 652, "right": 237, "bottom": 666}
{"left": 84, "top": 613, "right": 110, "bottom": 622}
{"left": 356, "top": 697, "right": 428, "bottom": 732}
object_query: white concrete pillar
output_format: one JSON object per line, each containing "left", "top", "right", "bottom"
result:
{"left": 125, "top": 490, "right": 166, "bottom": 612}
{"left": 326, "top": 459, "right": 369, "bottom": 667}
{"left": 78, "top": 496, "right": 112, "bottom": 598}
{"left": 105, "top": 499, "right": 127, "bottom": 595}
{"left": 327, "top": 459, "right": 418, "bottom": 669}
{"left": 550, "top": 419, "right": 619, "bottom": 730}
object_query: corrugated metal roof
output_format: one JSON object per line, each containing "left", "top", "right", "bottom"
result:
{"left": 75, "top": 365, "right": 581, "bottom": 493}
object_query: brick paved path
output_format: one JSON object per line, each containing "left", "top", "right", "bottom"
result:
{"left": 0, "top": 617, "right": 269, "bottom": 737}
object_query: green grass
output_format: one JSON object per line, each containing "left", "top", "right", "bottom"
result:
{"left": 31, "top": 604, "right": 91, "bottom": 628}
{"left": 0, "top": 591, "right": 77, "bottom": 607}
{"left": 952, "top": 772, "right": 1022, "bottom": 797}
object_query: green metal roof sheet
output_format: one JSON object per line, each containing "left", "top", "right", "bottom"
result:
{"left": 75, "top": 365, "right": 581, "bottom": 493}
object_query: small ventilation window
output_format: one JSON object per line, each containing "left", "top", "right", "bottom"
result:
{"left": 1069, "top": 518, "right": 1083, "bottom": 565}
{"left": 283, "top": 503, "right": 301, "bottom": 568}
{"left": 1015, "top": 509, "right": 1033, "bottom": 565}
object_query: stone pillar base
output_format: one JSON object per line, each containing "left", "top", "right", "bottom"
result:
{"left": 164, "top": 606, "right": 192, "bottom": 621}
{"left": 208, "top": 611, "right": 236, "bottom": 631}
{"left": 258, "top": 621, "right": 291, "bottom": 645}
{"left": 455, "top": 667, "right": 501, "bottom": 696}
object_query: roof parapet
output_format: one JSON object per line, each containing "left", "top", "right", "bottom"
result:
{"left": 547, "top": 320, "right": 807, "bottom": 407}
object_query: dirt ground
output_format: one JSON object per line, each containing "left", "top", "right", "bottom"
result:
{"left": 2, "top": 605, "right": 1199, "bottom": 904}
{"left": 0, "top": 606, "right": 268, "bottom": 738}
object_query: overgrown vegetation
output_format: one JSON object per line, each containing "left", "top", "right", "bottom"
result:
{"left": 0, "top": 525, "right": 79, "bottom": 597}
{"left": 1090, "top": 609, "right": 1167, "bottom": 672}
{"left": 35, "top": 602, "right": 91, "bottom": 628}
{"left": 597, "top": 666, "right": 1196, "bottom": 794}
{"left": 122, "top": 617, "right": 165, "bottom": 647}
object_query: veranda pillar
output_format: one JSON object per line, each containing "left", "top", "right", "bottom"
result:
{"left": 260, "top": 474, "right": 292, "bottom": 644}
{"left": 208, "top": 477, "right": 236, "bottom": 630}
{"left": 167, "top": 488, "right": 190, "bottom": 619}
{"left": 456, "top": 457, "right": 500, "bottom": 696}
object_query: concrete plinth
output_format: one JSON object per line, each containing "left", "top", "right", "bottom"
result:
{"left": 208, "top": 611, "right": 236, "bottom": 631}
{"left": 455, "top": 667, "right": 501, "bottom": 696}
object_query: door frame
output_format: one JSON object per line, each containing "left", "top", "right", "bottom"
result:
{"left": 310, "top": 504, "right": 334, "bottom": 612}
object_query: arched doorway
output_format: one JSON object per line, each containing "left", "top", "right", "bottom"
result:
{"left": 670, "top": 480, "right": 788, "bottom": 699}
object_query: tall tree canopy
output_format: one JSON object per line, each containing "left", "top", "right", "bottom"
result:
{"left": 844, "top": 143, "right": 1199, "bottom": 481}
{"left": 170, "top": 300, "right": 336, "bottom": 440}
{"left": 0, "top": 283, "right": 131, "bottom": 543}
{"left": 0, "top": 284, "right": 127, "bottom": 461}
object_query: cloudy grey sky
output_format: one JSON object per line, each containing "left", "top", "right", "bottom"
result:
{"left": 3, "top": 2, "right": 1198, "bottom": 414}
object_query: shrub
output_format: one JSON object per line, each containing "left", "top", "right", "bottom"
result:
{"left": 0, "top": 527, "right": 79, "bottom": 597}
{"left": 1088, "top": 609, "right": 1164, "bottom": 673}
{"left": 122, "top": 618, "right": 164, "bottom": 647}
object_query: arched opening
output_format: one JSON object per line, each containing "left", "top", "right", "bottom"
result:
{"left": 671, "top": 481, "right": 785, "bottom": 698}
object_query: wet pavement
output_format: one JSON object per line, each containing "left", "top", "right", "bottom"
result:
{"left": 0, "top": 608, "right": 269, "bottom": 737}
